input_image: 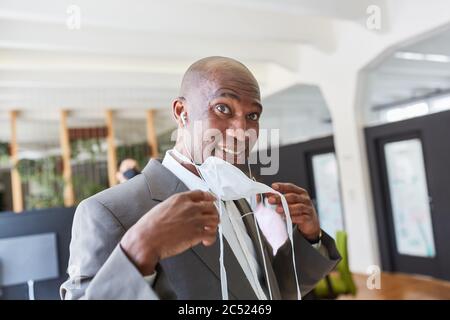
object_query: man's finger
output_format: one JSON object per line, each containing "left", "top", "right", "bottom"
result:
{"left": 289, "top": 203, "right": 313, "bottom": 215}
{"left": 201, "top": 226, "right": 218, "bottom": 246}
{"left": 186, "top": 190, "right": 216, "bottom": 202}
{"left": 204, "top": 225, "right": 218, "bottom": 232}
{"left": 292, "top": 215, "right": 313, "bottom": 225}
{"left": 190, "top": 201, "right": 219, "bottom": 216}
{"left": 267, "top": 193, "right": 304, "bottom": 205}
{"left": 272, "top": 182, "right": 307, "bottom": 195}
{"left": 275, "top": 203, "right": 313, "bottom": 215}
{"left": 199, "top": 214, "right": 220, "bottom": 227}
{"left": 202, "top": 235, "right": 217, "bottom": 247}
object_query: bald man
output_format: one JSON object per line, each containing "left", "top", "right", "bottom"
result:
{"left": 61, "top": 57, "right": 340, "bottom": 300}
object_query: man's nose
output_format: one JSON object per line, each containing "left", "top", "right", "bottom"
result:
{"left": 227, "top": 118, "right": 248, "bottom": 141}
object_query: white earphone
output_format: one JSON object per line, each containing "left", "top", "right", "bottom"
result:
{"left": 181, "top": 112, "right": 187, "bottom": 126}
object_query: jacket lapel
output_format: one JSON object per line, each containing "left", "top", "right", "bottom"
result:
{"left": 191, "top": 238, "right": 258, "bottom": 300}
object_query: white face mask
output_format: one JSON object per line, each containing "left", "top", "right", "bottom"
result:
{"left": 171, "top": 148, "right": 301, "bottom": 300}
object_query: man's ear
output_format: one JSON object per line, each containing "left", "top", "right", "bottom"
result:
{"left": 172, "top": 98, "right": 186, "bottom": 126}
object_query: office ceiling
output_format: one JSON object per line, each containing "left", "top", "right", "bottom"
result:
{"left": 366, "top": 28, "right": 450, "bottom": 123}
{"left": 4, "top": 0, "right": 447, "bottom": 144}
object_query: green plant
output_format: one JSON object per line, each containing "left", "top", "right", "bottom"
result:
{"left": 0, "top": 142, "right": 9, "bottom": 167}
{"left": 70, "top": 137, "right": 108, "bottom": 203}
{"left": 71, "top": 138, "right": 104, "bottom": 161}
{"left": 116, "top": 142, "right": 150, "bottom": 169}
{"left": 16, "top": 156, "right": 65, "bottom": 209}
{"left": 72, "top": 176, "right": 106, "bottom": 204}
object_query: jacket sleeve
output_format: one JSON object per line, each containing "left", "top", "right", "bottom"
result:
{"left": 271, "top": 229, "right": 341, "bottom": 299}
{"left": 60, "top": 198, "right": 159, "bottom": 300}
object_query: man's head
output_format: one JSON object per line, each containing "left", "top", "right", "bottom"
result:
{"left": 173, "top": 56, "right": 262, "bottom": 165}
{"left": 116, "top": 158, "right": 140, "bottom": 183}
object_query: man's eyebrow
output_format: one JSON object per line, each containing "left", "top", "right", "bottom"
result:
{"left": 212, "top": 91, "right": 263, "bottom": 111}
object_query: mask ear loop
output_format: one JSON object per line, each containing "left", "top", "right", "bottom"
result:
{"left": 278, "top": 193, "right": 302, "bottom": 300}
{"left": 252, "top": 208, "right": 273, "bottom": 300}
{"left": 173, "top": 142, "right": 206, "bottom": 181}
{"left": 247, "top": 163, "right": 265, "bottom": 208}
{"left": 247, "top": 162, "right": 273, "bottom": 300}
{"left": 177, "top": 143, "right": 229, "bottom": 300}
{"left": 211, "top": 153, "right": 229, "bottom": 300}
{"left": 248, "top": 162, "right": 301, "bottom": 300}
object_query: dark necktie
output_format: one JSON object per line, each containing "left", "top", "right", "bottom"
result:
{"left": 233, "top": 199, "right": 281, "bottom": 300}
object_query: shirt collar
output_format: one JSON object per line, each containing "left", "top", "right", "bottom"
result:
{"left": 162, "top": 149, "right": 209, "bottom": 192}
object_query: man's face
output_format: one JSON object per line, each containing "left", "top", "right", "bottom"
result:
{"left": 182, "top": 69, "right": 262, "bottom": 165}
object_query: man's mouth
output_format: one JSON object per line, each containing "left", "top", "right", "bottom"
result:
{"left": 216, "top": 145, "right": 245, "bottom": 156}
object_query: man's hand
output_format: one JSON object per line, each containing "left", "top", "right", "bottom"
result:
{"left": 266, "top": 183, "right": 321, "bottom": 242}
{"left": 120, "top": 190, "right": 219, "bottom": 276}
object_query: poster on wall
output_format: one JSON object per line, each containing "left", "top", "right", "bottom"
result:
{"left": 312, "top": 152, "right": 345, "bottom": 239}
{"left": 384, "top": 139, "right": 436, "bottom": 257}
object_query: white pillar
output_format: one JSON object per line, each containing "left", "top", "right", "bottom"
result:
{"left": 319, "top": 73, "right": 381, "bottom": 273}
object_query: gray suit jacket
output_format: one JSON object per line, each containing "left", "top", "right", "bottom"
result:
{"left": 60, "top": 159, "right": 341, "bottom": 300}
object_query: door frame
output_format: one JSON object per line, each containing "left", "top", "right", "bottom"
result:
{"left": 365, "top": 111, "right": 450, "bottom": 280}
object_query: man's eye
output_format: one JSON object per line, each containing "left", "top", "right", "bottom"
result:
{"left": 248, "top": 113, "right": 260, "bottom": 121}
{"left": 215, "top": 104, "right": 231, "bottom": 114}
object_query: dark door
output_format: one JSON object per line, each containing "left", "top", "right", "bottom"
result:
{"left": 366, "top": 110, "right": 450, "bottom": 281}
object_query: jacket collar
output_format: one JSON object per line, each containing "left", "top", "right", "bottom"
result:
{"left": 142, "top": 159, "right": 189, "bottom": 201}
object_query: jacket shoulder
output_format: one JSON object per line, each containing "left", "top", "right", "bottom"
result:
{"left": 83, "top": 174, "right": 158, "bottom": 230}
